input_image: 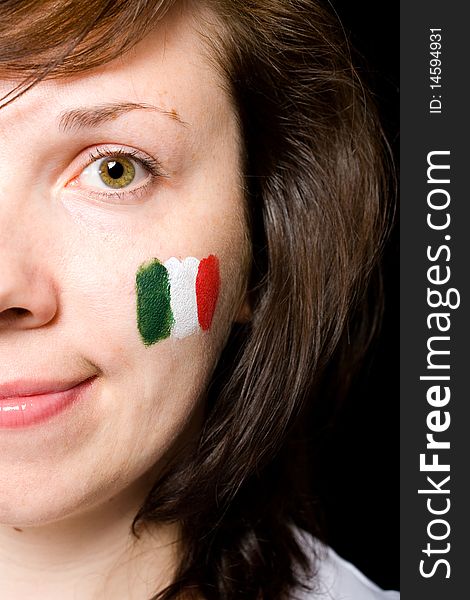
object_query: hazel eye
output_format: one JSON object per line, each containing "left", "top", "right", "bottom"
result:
{"left": 78, "top": 153, "right": 151, "bottom": 192}
{"left": 98, "top": 156, "right": 136, "bottom": 189}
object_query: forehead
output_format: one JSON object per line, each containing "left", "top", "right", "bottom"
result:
{"left": 0, "top": 6, "right": 229, "bottom": 136}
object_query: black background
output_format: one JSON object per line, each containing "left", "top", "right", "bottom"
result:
{"left": 314, "top": 0, "right": 399, "bottom": 591}
{"left": 399, "top": 2, "right": 467, "bottom": 597}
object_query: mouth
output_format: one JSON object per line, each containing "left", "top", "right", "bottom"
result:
{"left": 0, "top": 376, "right": 97, "bottom": 429}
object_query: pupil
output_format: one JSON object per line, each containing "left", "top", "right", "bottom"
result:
{"left": 107, "top": 160, "right": 124, "bottom": 179}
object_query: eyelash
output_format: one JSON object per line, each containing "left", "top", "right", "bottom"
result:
{"left": 72, "top": 146, "right": 166, "bottom": 202}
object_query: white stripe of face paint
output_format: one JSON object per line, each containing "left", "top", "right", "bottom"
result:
{"left": 164, "top": 256, "right": 200, "bottom": 339}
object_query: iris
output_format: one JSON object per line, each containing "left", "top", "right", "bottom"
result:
{"left": 98, "top": 156, "right": 135, "bottom": 188}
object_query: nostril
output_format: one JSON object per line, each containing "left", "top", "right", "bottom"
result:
{"left": 10, "top": 307, "right": 29, "bottom": 317}
{"left": 0, "top": 279, "right": 58, "bottom": 328}
{"left": 0, "top": 307, "right": 31, "bottom": 322}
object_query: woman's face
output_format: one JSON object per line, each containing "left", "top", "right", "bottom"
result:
{"left": 0, "top": 8, "right": 248, "bottom": 526}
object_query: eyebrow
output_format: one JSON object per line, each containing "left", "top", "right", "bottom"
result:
{"left": 58, "top": 102, "right": 185, "bottom": 133}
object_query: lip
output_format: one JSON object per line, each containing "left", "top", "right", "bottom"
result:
{"left": 0, "top": 376, "right": 96, "bottom": 429}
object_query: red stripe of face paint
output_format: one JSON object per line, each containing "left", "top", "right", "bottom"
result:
{"left": 195, "top": 254, "right": 220, "bottom": 330}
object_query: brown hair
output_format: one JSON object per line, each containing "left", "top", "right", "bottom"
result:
{"left": 0, "top": 1, "right": 394, "bottom": 598}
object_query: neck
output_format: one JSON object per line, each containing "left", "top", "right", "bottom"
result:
{"left": 0, "top": 476, "right": 180, "bottom": 600}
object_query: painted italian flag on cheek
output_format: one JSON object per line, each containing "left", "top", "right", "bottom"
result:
{"left": 136, "top": 255, "right": 220, "bottom": 346}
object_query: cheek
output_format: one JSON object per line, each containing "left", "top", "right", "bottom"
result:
{"left": 135, "top": 254, "right": 220, "bottom": 346}
{"left": 59, "top": 183, "right": 249, "bottom": 379}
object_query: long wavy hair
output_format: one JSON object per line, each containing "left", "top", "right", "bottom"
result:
{"left": 0, "top": 1, "right": 394, "bottom": 598}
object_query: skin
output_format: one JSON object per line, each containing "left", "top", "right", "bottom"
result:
{"left": 0, "top": 4, "right": 250, "bottom": 599}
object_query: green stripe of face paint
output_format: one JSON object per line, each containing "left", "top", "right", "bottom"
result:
{"left": 136, "top": 259, "right": 174, "bottom": 346}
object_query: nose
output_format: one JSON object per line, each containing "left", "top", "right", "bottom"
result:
{"left": 0, "top": 253, "right": 58, "bottom": 330}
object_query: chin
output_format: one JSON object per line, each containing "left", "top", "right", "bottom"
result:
{"left": 0, "top": 469, "right": 105, "bottom": 529}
